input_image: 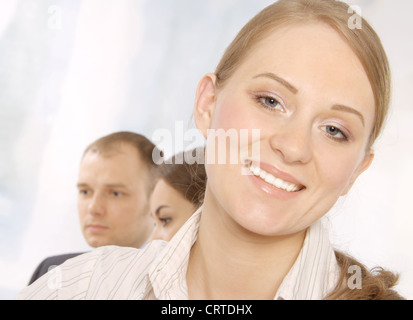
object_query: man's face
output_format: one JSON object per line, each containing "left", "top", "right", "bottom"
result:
{"left": 77, "top": 143, "right": 153, "bottom": 248}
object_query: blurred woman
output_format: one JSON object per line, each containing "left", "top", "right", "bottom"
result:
{"left": 149, "top": 149, "right": 206, "bottom": 241}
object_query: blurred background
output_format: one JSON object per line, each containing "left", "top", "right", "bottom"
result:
{"left": 0, "top": 0, "right": 412, "bottom": 299}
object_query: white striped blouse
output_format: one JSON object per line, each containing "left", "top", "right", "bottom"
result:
{"left": 18, "top": 207, "right": 340, "bottom": 300}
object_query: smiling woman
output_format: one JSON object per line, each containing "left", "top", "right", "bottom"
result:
{"left": 188, "top": 0, "right": 398, "bottom": 299}
{"left": 17, "top": 0, "right": 404, "bottom": 300}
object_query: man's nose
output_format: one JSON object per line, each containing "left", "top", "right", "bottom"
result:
{"left": 88, "top": 193, "right": 106, "bottom": 216}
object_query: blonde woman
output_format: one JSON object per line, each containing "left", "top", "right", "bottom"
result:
{"left": 19, "top": 0, "right": 403, "bottom": 300}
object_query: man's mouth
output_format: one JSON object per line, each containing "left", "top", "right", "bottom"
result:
{"left": 86, "top": 224, "right": 109, "bottom": 233}
{"left": 245, "top": 160, "right": 305, "bottom": 193}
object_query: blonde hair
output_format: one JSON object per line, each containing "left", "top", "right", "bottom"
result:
{"left": 215, "top": 0, "right": 391, "bottom": 147}
{"left": 214, "top": 0, "right": 401, "bottom": 299}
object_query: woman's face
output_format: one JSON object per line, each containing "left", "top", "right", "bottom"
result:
{"left": 149, "top": 179, "right": 197, "bottom": 241}
{"left": 195, "top": 22, "right": 375, "bottom": 237}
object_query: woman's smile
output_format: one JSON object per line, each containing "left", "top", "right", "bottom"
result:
{"left": 244, "top": 159, "right": 305, "bottom": 200}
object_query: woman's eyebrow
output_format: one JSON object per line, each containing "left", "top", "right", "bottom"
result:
{"left": 332, "top": 104, "right": 365, "bottom": 127}
{"left": 253, "top": 72, "right": 298, "bottom": 94}
{"left": 155, "top": 205, "right": 169, "bottom": 216}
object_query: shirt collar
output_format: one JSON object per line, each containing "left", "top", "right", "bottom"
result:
{"left": 148, "top": 207, "right": 202, "bottom": 299}
{"left": 274, "top": 219, "right": 340, "bottom": 300}
{"left": 147, "top": 207, "right": 339, "bottom": 300}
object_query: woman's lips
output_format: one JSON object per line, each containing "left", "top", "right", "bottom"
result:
{"left": 245, "top": 159, "right": 306, "bottom": 197}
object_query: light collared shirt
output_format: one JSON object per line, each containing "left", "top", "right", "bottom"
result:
{"left": 18, "top": 207, "right": 340, "bottom": 300}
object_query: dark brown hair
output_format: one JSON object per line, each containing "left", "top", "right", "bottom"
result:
{"left": 157, "top": 148, "right": 207, "bottom": 208}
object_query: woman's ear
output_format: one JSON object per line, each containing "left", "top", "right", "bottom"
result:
{"left": 193, "top": 73, "right": 218, "bottom": 138}
{"left": 341, "top": 151, "right": 374, "bottom": 196}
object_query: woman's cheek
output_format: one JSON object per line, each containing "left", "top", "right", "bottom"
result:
{"left": 211, "top": 98, "right": 259, "bottom": 132}
{"left": 319, "top": 151, "right": 363, "bottom": 194}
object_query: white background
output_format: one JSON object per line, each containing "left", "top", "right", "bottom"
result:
{"left": 0, "top": 0, "right": 412, "bottom": 299}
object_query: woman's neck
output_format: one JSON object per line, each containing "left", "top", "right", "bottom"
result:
{"left": 186, "top": 190, "right": 306, "bottom": 300}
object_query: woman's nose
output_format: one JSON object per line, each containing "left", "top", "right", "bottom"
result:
{"left": 268, "top": 120, "right": 313, "bottom": 165}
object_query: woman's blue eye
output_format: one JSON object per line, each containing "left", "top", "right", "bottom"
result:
{"left": 327, "top": 126, "right": 339, "bottom": 135}
{"left": 265, "top": 97, "right": 277, "bottom": 105}
{"left": 324, "top": 125, "right": 347, "bottom": 141}
{"left": 261, "top": 97, "right": 282, "bottom": 109}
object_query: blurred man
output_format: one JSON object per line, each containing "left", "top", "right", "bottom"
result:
{"left": 28, "top": 132, "right": 161, "bottom": 284}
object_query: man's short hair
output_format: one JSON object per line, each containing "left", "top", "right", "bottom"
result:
{"left": 82, "top": 131, "right": 163, "bottom": 193}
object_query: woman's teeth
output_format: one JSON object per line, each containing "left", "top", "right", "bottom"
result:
{"left": 248, "top": 163, "right": 302, "bottom": 192}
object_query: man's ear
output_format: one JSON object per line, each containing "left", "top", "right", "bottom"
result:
{"left": 193, "top": 73, "right": 218, "bottom": 138}
{"left": 341, "top": 151, "right": 374, "bottom": 196}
